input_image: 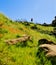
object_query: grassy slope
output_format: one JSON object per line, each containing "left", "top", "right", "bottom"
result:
{"left": 0, "top": 13, "right": 56, "bottom": 65}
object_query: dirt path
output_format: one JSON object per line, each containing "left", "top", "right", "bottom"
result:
{"left": 4, "top": 35, "right": 31, "bottom": 45}
{"left": 39, "top": 44, "right": 56, "bottom": 56}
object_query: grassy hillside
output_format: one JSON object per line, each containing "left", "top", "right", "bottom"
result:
{"left": 0, "top": 13, "right": 56, "bottom": 65}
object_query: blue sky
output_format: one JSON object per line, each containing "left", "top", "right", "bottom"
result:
{"left": 0, "top": 0, "right": 56, "bottom": 24}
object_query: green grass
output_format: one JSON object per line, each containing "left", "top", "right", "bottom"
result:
{"left": 0, "top": 13, "right": 56, "bottom": 65}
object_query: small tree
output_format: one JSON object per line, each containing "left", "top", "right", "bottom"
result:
{"left": 52, "top": 16, "right": 56, "bottom": 27}
{"left": 43, "top": 23, "right": 46, "bottom": 25}
{"left": 31, "top": 18, "right": 33, "bottom": 22}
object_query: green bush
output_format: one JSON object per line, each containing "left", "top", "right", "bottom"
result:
{"left": 16, "top": 35, "right": 21, "bottom": 38}
{"left": 31, "top": 24, "right": 37, "bottom": 30}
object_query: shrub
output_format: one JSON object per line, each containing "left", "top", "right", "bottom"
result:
{"left": 42, "top": 23, "right": 48, "bottom": 26}
{"left": 24, "top": 22, "right": 30, "bottom": 26}
{"left": 16, "top": 35, "right": 21, "bottom": 38}
{"left": 31, "top": 24, "right": 37, "bottom": 30}
{"left": 10, "top": 20, "right": 12, "bottom": 22}
{"left": 38, "top": 39, "right": 48, "bottom": 46}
